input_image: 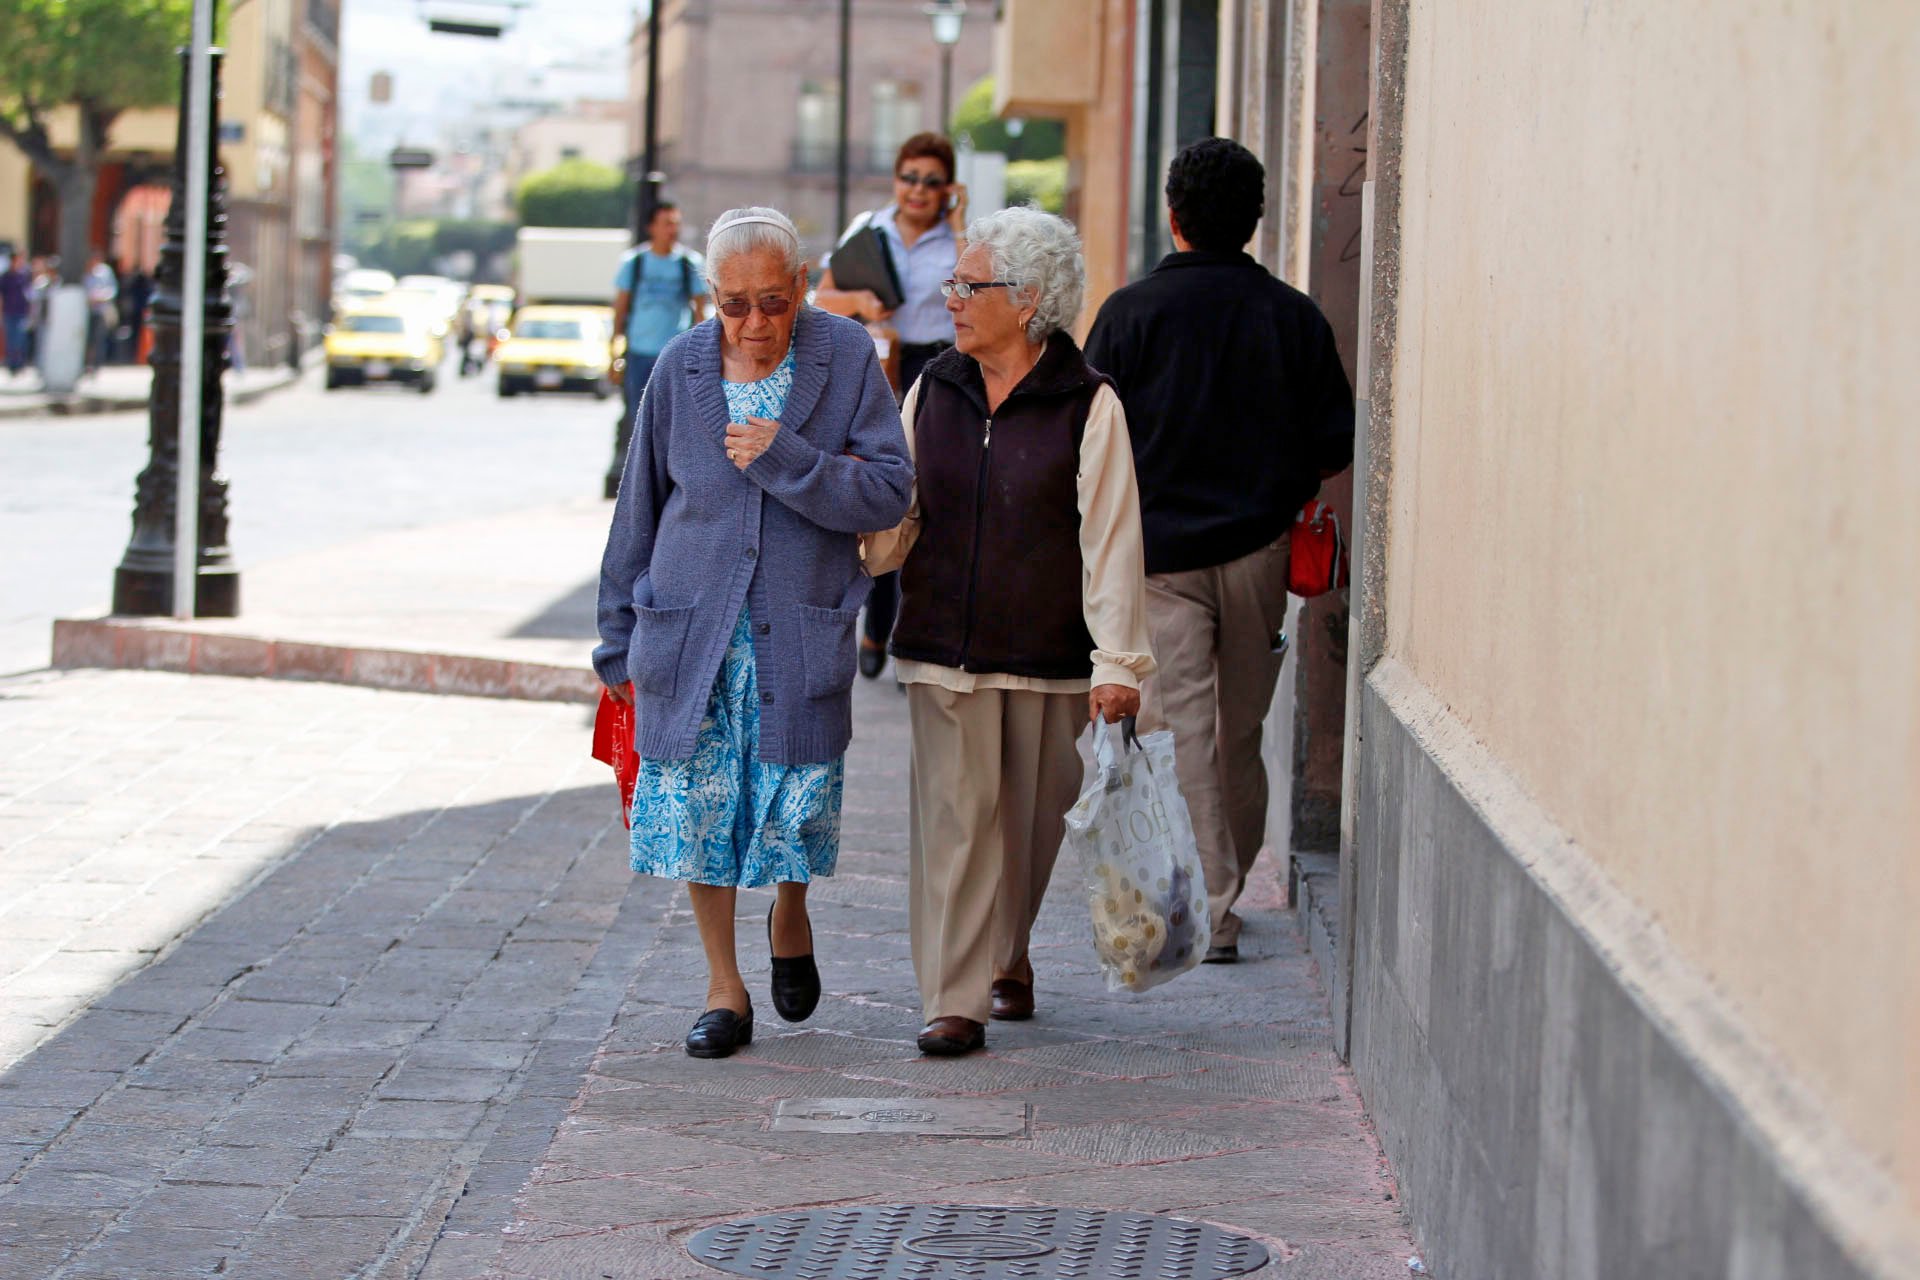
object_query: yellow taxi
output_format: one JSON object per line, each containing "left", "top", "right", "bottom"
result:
{"left": 495, "top": 305, "right": 616, "bottom": 399}
{"left": 323, "top": 305, "right": 444, "bottom": 393}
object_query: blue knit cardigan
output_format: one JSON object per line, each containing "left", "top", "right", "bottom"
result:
{"left": 593, "top": 308, "right": 913, "bottom": 764}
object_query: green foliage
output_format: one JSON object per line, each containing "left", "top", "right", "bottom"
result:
{"left": 1006, "top": 158, "right": 1068, "bottom": 215}
{"left": 515, "top": 157, "right": 628, "bottom": 229}
{"left": 950, "top": 76, "right": 1065, "bottom": 163}
{"left": 352, "top": 218, "right": 516, "bottom": 277}
{"left": 0, "top": 0, "right": 202, "bottom": 135}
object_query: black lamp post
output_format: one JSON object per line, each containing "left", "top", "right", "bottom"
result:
{"left": 112, "top": 48, "right": 238, "bottom": 618}
{"left": 926, "top": 1, "right": 967, "bottom": 132}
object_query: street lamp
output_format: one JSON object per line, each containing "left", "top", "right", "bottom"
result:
{"left": 925, "top": 1, "right": 966, "bottom": 134}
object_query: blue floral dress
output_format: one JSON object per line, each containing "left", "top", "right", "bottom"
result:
{"left": 628, "top": 348, "right": 847, "bottom": 888}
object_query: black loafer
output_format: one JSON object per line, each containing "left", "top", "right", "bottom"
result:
{"left": 767, "top": 904, "right": 821, "bottom": 1023}
{"left": 685, "top": 1006, "right": 753, "bottom": 1058}
{"left": 858, "top": 639, "right": 887, "bottom": 679}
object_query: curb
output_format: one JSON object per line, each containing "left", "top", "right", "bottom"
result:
{"left": 0, "top": 368, "right": 302, "bottom": 421}
{"left": 51, "top": 617, "right": 599, "bottom": 704}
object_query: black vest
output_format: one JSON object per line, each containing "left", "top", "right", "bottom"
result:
{"left": 891, "top": 333, "right": 1110, "bottom": 680}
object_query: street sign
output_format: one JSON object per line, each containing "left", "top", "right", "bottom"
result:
{"left": 388, "top": 147, "right": 436, "bottom": 169}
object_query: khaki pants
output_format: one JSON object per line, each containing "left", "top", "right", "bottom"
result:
{"left": 907, "top": 683, "right": 1086, "bottom": 1024}
{"left": 1139, "top": 535, "right": 1290, "bottom": 947}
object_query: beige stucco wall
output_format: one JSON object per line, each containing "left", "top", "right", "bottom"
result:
{"left": 1385, "top": 0, "right": 1920, "bottom": 1203}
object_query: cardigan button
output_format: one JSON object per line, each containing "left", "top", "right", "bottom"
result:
{"left": 745, "top": 546, "right": 758, "bottom": 560}
{"left": 760, "top": 691, "right": 775, "bottom": 704}
{"left": 756, "top": 623, "right": 770, "bottom": 635}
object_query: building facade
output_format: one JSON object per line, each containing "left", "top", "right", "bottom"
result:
{"left": 631, "top": 0, "right": 993, "bottom": 255}
{"left": 0, "top": 0, "right": 338, "bottom": 366}
{"left": 995, "top": 2, "right": 1920, "bottom": 1277}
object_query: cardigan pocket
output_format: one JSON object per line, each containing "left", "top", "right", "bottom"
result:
{"left": 630, "top": 604, "right": 696, "bottom": 699}
{"left": 798, "top": 604, "right": 860, "bottom": 698}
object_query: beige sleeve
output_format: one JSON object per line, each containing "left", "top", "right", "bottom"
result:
{"left": 1078, "top": 384, "right": 1157, "bottom": 689}
{"left": 859, "top": 379, "right": 922, "bottom": 576}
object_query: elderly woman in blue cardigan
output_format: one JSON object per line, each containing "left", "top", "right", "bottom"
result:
{"left": 595, "top": 206, "right": 913, "bottom": 1059}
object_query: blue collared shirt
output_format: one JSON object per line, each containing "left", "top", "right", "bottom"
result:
{"left": 865, "top": 206, "right": 958, "bottom": 345}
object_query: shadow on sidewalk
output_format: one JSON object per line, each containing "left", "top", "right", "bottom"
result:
{"left": 506, "top": 577, "right": 599, "bottom": 641}
{"left": 0, "top": 779, "right": 651, "bottom": 1279}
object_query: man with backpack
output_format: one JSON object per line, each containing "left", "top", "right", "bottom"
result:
{"left": 612, "top": 200, "right": 708, "bottom": 426}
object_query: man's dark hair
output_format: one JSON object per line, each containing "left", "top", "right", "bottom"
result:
{"left": 1165, "top": 137, "right": 1265, "bottom": 253}
{"left": 646, "top": 199, "right": 680, "bottom": 227}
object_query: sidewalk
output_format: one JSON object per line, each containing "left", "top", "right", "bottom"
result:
{"left": 16, "top": 498, "right": 1419, "bottom": 1276}
{"left": 53, "top": 498, "right": 612, "bottom": 704}
{"left": 0, "top": 362, "right": 305, "bottom": 421}
{"left": 0, "top": 664, "right": 1417, "bottom": 1279}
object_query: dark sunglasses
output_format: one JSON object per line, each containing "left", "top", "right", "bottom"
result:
{"left": 895, "top": 172, "right": 950, "bottom": 189}
{"left": 717, "top": 295, "right": 795, "bottom": 319}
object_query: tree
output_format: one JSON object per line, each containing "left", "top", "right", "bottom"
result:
{"left": 1006, "top": 158, "right": 1068, "bottom": 215}
{"left": 950, "top": 76, "right": 1065, "bottom": 163}
{"left": 515, "top": 157, "right": 627, "bottom": 229}
{"left": 0, "top": 0, "right": 204, "bottom": 283}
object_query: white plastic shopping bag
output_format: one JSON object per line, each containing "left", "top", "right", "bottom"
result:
{"left": 1062, "top": 717, "right": 1210, "bottom": 992}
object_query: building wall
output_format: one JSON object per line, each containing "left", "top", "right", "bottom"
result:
{"left": 640, "top": 0, "right": 992, "bottom": 257}
{"left": 1349, "top": 0, "right": 1920, "bottom": 1273}
{"left": 504, "top": 106, "right": 629, "bottom": 195}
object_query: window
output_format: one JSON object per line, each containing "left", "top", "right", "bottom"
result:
{"left": 794, "top": 79, "right": 840, "bottom": 172}
{"left": 870, "top": 81, "right": 924, "bottom": 170}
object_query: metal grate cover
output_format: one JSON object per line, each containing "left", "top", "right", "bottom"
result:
{"left": 687, "top": 1204, "right": 1271, "bottom": 1279}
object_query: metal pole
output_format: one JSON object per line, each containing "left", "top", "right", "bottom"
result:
{"left": 641, "top": 0, "right": 661, "bottom": 231}
{"left": 940, "top": 44, "right": 953, "bottom": 133}
{"left": 834, "top": 0, "right": 851, "bottom": 235}
{"left": 174, "top": 0, "right": 215, "bottom": 620}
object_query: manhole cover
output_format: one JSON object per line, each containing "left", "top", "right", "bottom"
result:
{"left": 687, "top": 1204, "right": 1270, "bottom": 1278}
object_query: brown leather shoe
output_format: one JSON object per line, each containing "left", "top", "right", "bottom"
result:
{"left": 989, "top": 978, "right": 1034, "bottom": 1021}
{"left": 916, "top": 1016, "right": 986, "bottom": 1056}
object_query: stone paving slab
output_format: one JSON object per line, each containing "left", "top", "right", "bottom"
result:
{"left": 0, "top": 668, "right": 651, "bottom": 1279}
{"left": 418, "top": 675, "right": 1419, "bottom": 1279}
{"left": 1, "top": 667, "right": 1418, "bottom": 1279}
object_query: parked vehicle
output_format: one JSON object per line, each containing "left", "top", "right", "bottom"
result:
{"left": 514, "top": 228, "right": 627, "bottom": 306}
{"left": 331, "top": 268, "right": 396, "bottom": 318}
{"left": 494, "top": 305, "right": 615, "bottom": 398}
{"left": 324, "top": 305, "right": 443, "bottom": 393}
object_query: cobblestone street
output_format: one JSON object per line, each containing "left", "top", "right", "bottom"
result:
{"left": 0, "top": 668, "right": 1414, "bottom": 1278}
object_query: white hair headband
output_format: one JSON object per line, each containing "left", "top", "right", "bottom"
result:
{"left": 709, "top": 214, "right": 797, "bottom": 241}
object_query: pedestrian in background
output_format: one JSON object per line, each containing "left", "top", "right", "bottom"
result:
{"left": 1084, "top": 137, "right": 1354, "bottom": 963}
{"left": 816, "top": 132, "right": 967, "bottom": 682}
{"left": 863, "top": 207, "right": 1154, "bottom": 1057}
{"left": 125, "top": 268, "right": 154, "bottom": 365}
{"left": 82, "top": 253, "right": 117, "bottom": 373}
{"left": 0, "top": 254, "right": 31, "bottom": 377}
{"left": 612, "top": 199, "right": 707, "bottom": 429}
{"left": 595, "top": 206, "right": 912, "bottom": 1060}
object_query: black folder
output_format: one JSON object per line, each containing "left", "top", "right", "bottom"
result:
{"left": 828, "top": 224, "right": 905, "bottom": 312}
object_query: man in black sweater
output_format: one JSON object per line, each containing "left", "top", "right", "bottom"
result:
{"left": 1084, "top": 136, "right": 1354, "bottom": 963}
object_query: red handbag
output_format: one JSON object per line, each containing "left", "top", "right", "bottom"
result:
{"left": 589, "top": 686, "right": 639, "bottom": 827}
{"left": 1288, "top": 500, "right": 1349, "bottom": 598}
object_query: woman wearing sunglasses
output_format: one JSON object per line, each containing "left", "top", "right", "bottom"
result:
{"left": 816, "top": 132, "right": 968, "bottom": 681}
{"left": 595, "top": 206, "right": 913, "bottom": 1059}
{"left": 862, "top": 207, "right": 1155, "bottom": 1056}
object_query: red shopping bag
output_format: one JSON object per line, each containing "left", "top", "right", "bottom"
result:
{"left": 590, "top": 686, "right": 638, "bottom": 827}
{"left": 1288, "top": 499, "right": 1349, "bottom": 598}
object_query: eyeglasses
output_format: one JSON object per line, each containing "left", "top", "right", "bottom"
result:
{"left": 896, "top": 172, "right": 950, "bottom": 189}
{"left": 939, "top": 279, "right": 1018, "bottom": 300}
{"left": 716, "top": 295, "right": 795, "bottom": 319}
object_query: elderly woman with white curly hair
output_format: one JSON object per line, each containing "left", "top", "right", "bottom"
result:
{"left": 863, "top": 206, "right": 1155, "bottom": 1056}
{"left": 597, "top": 206, "right": 912, "bottom": 1060}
